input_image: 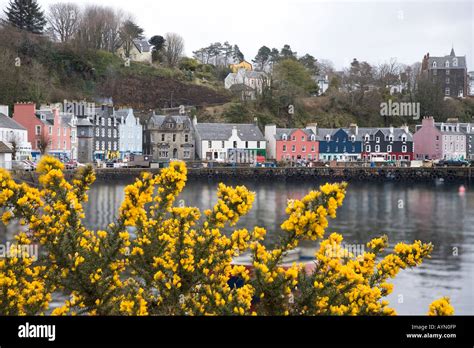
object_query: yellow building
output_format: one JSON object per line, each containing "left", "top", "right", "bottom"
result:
{"left": 230, "top": 60, "right": 253, "bottom": 73}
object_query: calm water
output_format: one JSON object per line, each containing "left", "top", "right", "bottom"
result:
{"left": 82, "top": 177, "right": 474, "bottom": 315}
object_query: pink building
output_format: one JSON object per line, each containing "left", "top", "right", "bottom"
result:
{"left": 13, "top": 103, "right": 76, "bottom": 160}
{"left": 265, "top": 125, "right": 319, "bottom": 162}
{"left": 414, "top": 117, "right": 466, "bottom": 160}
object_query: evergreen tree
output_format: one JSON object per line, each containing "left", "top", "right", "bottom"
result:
{"left": 4, "top": 0, "right": 47, "bottom": 34}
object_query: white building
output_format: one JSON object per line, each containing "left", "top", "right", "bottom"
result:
{"left": 0, "top": 142, "right": 13, "bottom": 169}
{"left": 224, "top": 69, "right": 266, "bottom": 100}
{"left": 0, "top": 107, "right": 31, "bottom": 161}
{"left": 116, "top": 108, "right": 143, "bottom": 156}
{"left": 314, "top": 75, "right": 329, "bottom": 95}
{"left": 116, "top": 39, "right": 153, "bottom": 64}
{"left": 194, "top": 117, "right": 266, "bottom": 162}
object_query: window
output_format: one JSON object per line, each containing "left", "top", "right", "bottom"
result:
{"left": 63, "top": 140, "right": 66, "bottom": 149}
{"left": 184, "top": 150, "right": 190, "bottom": 159}
{"left": 402, "top": 145, "right": 407, "bottom": 153}
{"left": 453, "top": 58, "right": 458, "bottom": 67}
{"left": 325, "top": 135, "right": 330, "bottom": 141}
{"left": 302, "top": 145, "right": 306, "bottom": 152}
{"left": 432, "top": 61, "right": 437, "bottom": 68}
{"left": 208, "top": 141, "right": 212, "bottom": 148}
{"left": 107, "top": 142, "right": 111, "bottom": 150}
{"left": 387, "top": 145, "right": 392, "bottom": 152}
{"left": 101, "top": 129, "right": 105, "bottom": 137}
{"left": 376, "top": 137, "right": 380, "bottom": 143}
{"left": 161, "top": 134, "right": 165, "bottom": 142}
{"left": 388, "top": 135, "right": 394, "bottom": 142}
{"left": 96, "top": 141, "right": 99, "bottom": 150}
{"left": 283, "top": 145, "right": 287, "bottom": 152}
{"left": 185, "top": 134, "right": 189, "bottom": 143}
{"left": 308, "top": 154, "right": 312, "bottom": 160}
{"left": 108, "top": 129, "right": 111, "bottom": 137}
{"left": 257, "top": 141, "right": 261, "bottom": 148}
{"left": 113, "top": 142, "right": 117, "bottom": 150}
{"left": 292, "top": 136, "right": 296, "bottom": 141}
{"left": 96, "top": 117, "right": 99, "bottom": 125}
{"left": 310, "top": 135, "right": 315, "bottom": 141}
{"left": 233, "top": 141, "right": 237, "bottom": 148}
{"left": 364, "top": 135, "right": 369, "bottom": 142}
{"left": 401, "top": 135, "right": 406, "bottom": 142}
{"left": 113, "top": 129, "right": 117, "bottom": 138}
{"left": 433, "top": 69, "right": 437, "bottom": 76}
{"left": 221, "top": 141, "right": 225, "bottom": 148}
{"left": 351, "top": 135, "right": 355, "bottom": 142}
{"left": 108, "top": 118, "right": 111, "bottom": 127}
{"left": 101, "top": 141, "right": 105, "bottom": 150}
{"left": 282, "top": 134, "right": 287, "bottom": 140}
{"left": 63, "top": 127, "right": 67, "bottom": 136}
{"left": 446, "top": 77, "right": 450, "bottom": 84}
{"left": 366, "top": 145, "right": 371, "bottom": 152}
{"left": 446, "top": 69, "right": 450, "bottom": 75}
{"left": 311, "top": 145, "right": 315, "bottom": 152}
{"left": 301, "top": 136, "right": 305, "bottom": 141}
{"left": 292, "top": 145, "right": 296, "bottom": 152}
{"left": 101, "top": 118, "right": 105, "bottom": 126}
{"left": 173, "top": 134, "right": 176, "bottom": 142}
{"left": 96, "top": 128, "right": 99, "bottom": 136}
{"left": 445, "top": 87, "right": 450, "bottom": 96}
{"left": 445, "top": 60, "right": 449, "bottom": 68}
{"left": 36, "top": 125, "right": 41, "bottom": 135}
{"left": 49, "top": 126, "right": 53, "bottom": 135}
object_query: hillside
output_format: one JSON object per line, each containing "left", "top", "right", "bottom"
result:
{"left": 0, "top": 25, "right": 231, "bottom": 111}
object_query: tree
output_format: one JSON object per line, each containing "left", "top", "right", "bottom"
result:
{"left": 119, "top": 20, "right": 144, "bottom": 58}
{"left": 232, "top": 44, "right": 244, "bottom": 62}
{"left": 280, "top": 44, "right": 296, "bottom": 60}
{"left": 375, "top": 58, "right": 401, "bottom": 89}
{"left": 253, "top": 46, "right": 271, "bottom": 71}
{"left": 37, "top": 132, "right": 50, "bottom": 154}
{"left": 298, "top": 54, "right": 319, "bottom": 75}
{"left": 4, "top": 0, "right": 47, "bottom": 34}
{"left": 149, "top": 35, "right": 165, "bottom": 63}
{"left": 163, "top": 32, "right": 184, "bottom": 68}
{"left": 0, "top": 156, "right": 453, "bottom": 316}
{"left": 47, "top": 2, "right": 80, "bottom": 42}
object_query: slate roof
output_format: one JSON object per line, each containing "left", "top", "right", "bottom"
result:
{"left": 133, "top": 39, "right": 153, "bottom": 53}
{"left": 195, "top": 123, "right": 264, "bottom": 141}
{"left": 148, "top": 114, "right": 192, "bottom": 128}
{"left": 76, "top": 117, "right": 94, "bottom": 126}
{"left": 428, "top": 49, "right": 467, "bottom": 70}
{"left": 0, "top": 113, "right": 26, "bottom": 130}
{"left": 0, "top": 141, "right": 13, "bottom": 153}
{"left": 275, "top": 128, "right": 315, "bottom": 140}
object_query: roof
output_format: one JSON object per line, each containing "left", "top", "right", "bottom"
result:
{"left": 428, "top": 49, "right": 467, "bottom": 69}
{"left": 0, "top": 113, "right": 26, "bottom": 130}
{"left": 0, "top": 141, "right": 13, "bottom": 153}
{"left": 76, "top": 117, "right": 94, "bottom": 126}
{"left": 275, "top": 128, "right": 315, "bottom": 140}
{"left": 195, "top": 123, "right": 264, "bottom": 141}
{"left": 148, "top": 114, "right": 192, "bottom": 128}
{"left": 133, "top": 39, "right": 153, "bottom": 53}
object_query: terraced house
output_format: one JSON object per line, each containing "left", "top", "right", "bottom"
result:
{"left": 144, "top": 113, "right": 195, "bottom": 161}
{"left": 195, "top": 119, "right": 266, "bottom": 163}
{"left": 317, "top": 125, "right": 362, "bottom": 161}
{"left": 360, "top": 126, "right": 414, "bottom": 161}
{"left": 265, "top": 124, "right": 319, "bottom": 161}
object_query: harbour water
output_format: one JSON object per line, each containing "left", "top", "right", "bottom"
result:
{"left": 82, "top": 178, "right": 474, "bottom": 315}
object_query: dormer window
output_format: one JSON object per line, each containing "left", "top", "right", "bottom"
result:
{"left": 310, "top": 134, "right": 316, "bottom": 141}
{"left": 401, "top": 135, "right": 407, "bottom": 142}
{"left": 389, "top": 135, "right": 394, "bottom": 142}
{"left": 325, "top": 134, "right": 330, "bottom": 141}
{"left": 364, "top": 135, "right": 369, "bottom": 142}
{"left": 282, "top": 134, "right": 287, "bottom": 141}
{"left": 453, "top": 58, "right": 458, "bottom": 67}
{"left": 432, "top": 61, "right": 437, "bottom": 68}
{"left": 350, "top": 135, "right": 355, "bottom": 142}
{"left": 445, "top": 60, "right": 449, "bottom": 68}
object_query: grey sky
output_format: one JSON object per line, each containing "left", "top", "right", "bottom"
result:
{"left": 1, "top": 0, "right": 473, "bottom": 70}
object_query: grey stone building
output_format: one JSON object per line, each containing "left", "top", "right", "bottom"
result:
{"left": 143, "top": 113, "right": 195, "bottom": 161}
{"left": 91, "top": 105, "right": 120, "bottom": 160}
{"left": 422, "top": 48, "right": 468, "bottom": 98}
{"left": 76, "top": 117, "right": 94, "bottom": 163}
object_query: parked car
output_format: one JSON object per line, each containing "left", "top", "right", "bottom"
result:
{"left": 13, "top": 160, "right": 36, "bottom": 171}
{"left": 435, "top": 159, "right": 470, "bottom": 167}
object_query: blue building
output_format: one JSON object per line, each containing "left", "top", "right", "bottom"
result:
{"left": 317, "top": 126, "right": 362, "bottom": 161}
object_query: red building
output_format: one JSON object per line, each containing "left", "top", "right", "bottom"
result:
{"left": 265, "top": 125, "right": 319, "bottom": 162}
{"left": 13, "top": 103, "right": 76, "bottom": 160}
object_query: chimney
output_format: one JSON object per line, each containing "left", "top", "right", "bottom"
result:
{"left": 349, "top": 123, "right": 358, "bottom": 135}
{"left": 0, "top": 105, "right": 9, "bottom": 116}
{"left": 232, "top": 125, "right": 238, "bottom": 138}
{"left": 265, "top": 124, "right": 277, "bottom": 139}
{"left": 422, "top": 116, "right": 435, "bottom": 128}
{"left": 192, "top": 115, "right": 198, "bottom": 126}
{"left": 401, "top": 124, "right": 409, "bottom": 133}
{"left": 389, "top": 125, "right": 394, "bottom": 133}
{"left": 254, "top": 117, "right": 258, "bottom": 126}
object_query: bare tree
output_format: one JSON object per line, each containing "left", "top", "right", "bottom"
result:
{"left": 37, "top": 133, "right": 50, "bottom": 155}
{"left": 47, "top": 3, "right": 81, "bottom": 43}
{"left": 375, "top": 58, "right": 401, "bottom": 88}
{"left": 164, "top": 32, "right": 184, "bottom": 68}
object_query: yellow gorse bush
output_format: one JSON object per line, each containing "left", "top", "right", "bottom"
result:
{"left": 0, "top": 156, "right": 454, "bottom": 316}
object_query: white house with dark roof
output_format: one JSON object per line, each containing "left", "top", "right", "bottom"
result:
{"left": 115, "top": 108, "right": 142, "bottom": 156}
{"left": 194, "top": 117, "right": 266, "bottom": 162}
{"left": 0, "top": 107, "right": 31, "bottom": 160}
{"left": 117, "top": 39, "right": 153, "bottom": 64}
{"left": 224, "top": 69, "right": 266, "bottom": 100}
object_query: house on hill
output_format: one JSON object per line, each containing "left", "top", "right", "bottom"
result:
{"left": 116, "top": 39, "right": 153, "bottom": 64}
